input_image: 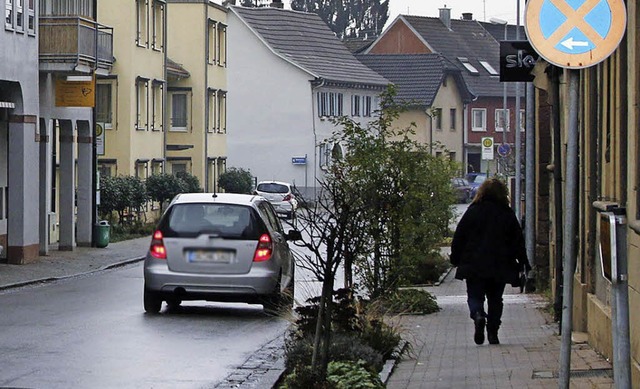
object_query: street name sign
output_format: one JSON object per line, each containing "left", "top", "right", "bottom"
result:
{"left": 525, "top": 0, "right": 626, "bottom": 69}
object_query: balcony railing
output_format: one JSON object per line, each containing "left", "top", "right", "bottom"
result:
{"left": 39, "top": 16, "right": 113, "bottom": 75}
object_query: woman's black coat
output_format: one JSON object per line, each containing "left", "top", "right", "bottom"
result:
{"left": 450, "top": 199, "right": 529, "bottom": 286}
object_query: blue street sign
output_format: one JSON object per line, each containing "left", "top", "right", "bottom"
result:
{"left": 498, "top": 143, "right": 512, "bottom": 157}
{"left": 525, "top": 0, "right": 626, "bottom": 69}
{"left": 291, "top": 156, "right": 307, "bottom": 165}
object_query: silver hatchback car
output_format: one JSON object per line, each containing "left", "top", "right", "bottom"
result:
{"left": 143, "top": 193, "right": 300, "bottom": 314}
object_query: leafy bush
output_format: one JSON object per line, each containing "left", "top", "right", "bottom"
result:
{"left": 326, "top": 360, "right": 384, "bottom": 389}
{"left": 218, "top": 167, "right": 253, "bottom": 194}
{"left": 394, "top": 250, "right": 451, "bottom": 286}
{"left": 284, "top": 333, "right": 383, "bottom": 374}
{"left": 98, "top": 175, "right": 148, "bottom": 223}
{"left": 359, "top": 318, "right": 402, "bottom": 360}
{"left": 176, "top": 171, "right": 202, "bottom": 193}
{"left": 373, "top": 288, "right": 440, "bottom": 315}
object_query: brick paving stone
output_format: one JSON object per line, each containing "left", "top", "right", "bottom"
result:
{"left": 385, "top": 271, "right": 615, "bottom": 388}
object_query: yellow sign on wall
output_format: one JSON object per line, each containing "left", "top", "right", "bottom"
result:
{"left": 55, "top": 77, "right": 95, "bottom": 107}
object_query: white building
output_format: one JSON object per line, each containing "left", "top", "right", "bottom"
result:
{"left": 226, "top": 5, "right": 388, "bottom": 198}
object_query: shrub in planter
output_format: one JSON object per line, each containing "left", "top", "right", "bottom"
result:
{"left": 326, "top": 360, "right": 384, "bottom": 389}
{"left": 284, "top": 333, "right": 383, "bottom": 374}
{"left": 359, "top": 318, "right": 402, "bottom": 360}
{"left": 377, "top": 288, "right": 440, "bottom": 315}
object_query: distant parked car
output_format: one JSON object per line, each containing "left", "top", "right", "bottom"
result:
{"left": 465, "top": 173, "right": 488, "bottom": 199}
{"left": 254, "top": 181, "right": 298, "bottom": 219}
{"left": 143, "top": 193, "right": 301, "bottom": 314}
{"left": 451, "top": 178, "right": 472, "bottom": 203}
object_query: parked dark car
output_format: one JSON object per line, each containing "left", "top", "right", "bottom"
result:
{"left": 465, "top": 173, "right": 488, "bottom": 199}
{"left": 451, "top": 178, "right": 472, "bottom": 203}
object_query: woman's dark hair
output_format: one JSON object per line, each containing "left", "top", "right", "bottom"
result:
{"left": 471, "top": 178, "right": 510, "bottom": 207}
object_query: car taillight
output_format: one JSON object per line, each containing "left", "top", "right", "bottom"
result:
{"left": 150, "top": 230, "right": 167, "bottom": 259}
{"left": 253, "top": 233, "right": 272, "bottom": 262}
{"left": 283, "top": 194, "right": 292, "bottom": 201}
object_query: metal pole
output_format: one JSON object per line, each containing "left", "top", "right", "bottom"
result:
{"left": 612, "top": 211, "right": 631, "bottom": 388}
{"left": 559, "top": 70, "right": 579, "bottom": 389}
{"left": 552, "top": 67, "right": 564, "bottom": 324}
{"left": 502, "top": 24, "right": 508, "bottom": 176}
{"left": 514, "top": 0, "right": 522, "bottom": 219}
{"left": 525, "top": 82, "right": 535, "bottom": 273}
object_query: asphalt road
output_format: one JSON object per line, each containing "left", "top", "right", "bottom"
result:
{"left": 0, "top": 263, "right": 290, "bottom": 389}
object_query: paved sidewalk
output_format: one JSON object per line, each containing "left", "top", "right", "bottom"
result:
{"left": 386, "top": 271, "right": 614, "bottom": 388}
{"left": 0, "top": 237, "right": 150, "bottom": 290}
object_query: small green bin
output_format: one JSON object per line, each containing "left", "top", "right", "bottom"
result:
{"left": 95, "top": 220, "right": 110, "bottom": 248}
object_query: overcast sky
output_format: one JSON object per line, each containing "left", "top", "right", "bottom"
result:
{"left": 387, "top": 0, "right": 525, "bottom": 26}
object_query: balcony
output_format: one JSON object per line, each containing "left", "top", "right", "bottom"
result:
{"left": 39, "top": 16, "right": 114, "bottom": 75}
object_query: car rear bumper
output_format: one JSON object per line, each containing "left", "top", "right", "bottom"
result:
{"left": 144, "top": 256, "right": 280, "bottom": 301}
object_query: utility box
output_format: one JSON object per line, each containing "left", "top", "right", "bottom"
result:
{"left": 95, "top": 220, "right": 110, "bottom": 248}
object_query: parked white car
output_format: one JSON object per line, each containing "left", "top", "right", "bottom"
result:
{"left": 254, "top": 181, "right": 299, "bottom": 220}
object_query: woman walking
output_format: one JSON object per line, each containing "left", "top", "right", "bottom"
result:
{"left": 450, "top": 178, "right": 531, "bottom": 345}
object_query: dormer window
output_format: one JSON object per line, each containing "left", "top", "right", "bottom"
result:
{"left": 458, "top": 57, "right": 479, "bottom": 74}
{"left": 479, "top": 60, "right": 499, "bottom": 76}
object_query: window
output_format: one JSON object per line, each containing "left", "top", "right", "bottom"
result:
{"left": 136, "top": 78, "right": 149, "bottom": 130}
{"left": 449, "top": 108, "right": 457, "bottom": 130}
{"left": 151, "top": 80, "right": 164, "bottom": 131}
{"left": 152, "top": 0, "right": 165, "bottom": 51}
{"left": 479, "top": 60, "right": 499, "bottom": 76}
{"left": 520, "top": 109, "right": 525, "bottom": 131}
{"left": 317, "top": 92, "right": 328, "bottom": 117}
{"left": 151, "top": 160, "right": 163, "bottom": 175}
{"left": 171, "top": 93, "right": 188, "bottom": 131}
{"left": 351, "top": 95, "right": 361, "bottom": 116}
{"left": 135, "top": 160, "right": 148, "bottom": 178}
{"left": 136, "top": 0, "right": 148, "bottom": 47}
{"left": 5, "top": 0, "right": 13, "bottom": 29}
{"left": 495, "top": 109, "right": 510, "bottom": 132}
{"left": 449, "top": 151, "right": 456, "bottom": 161}
{"left": 328, "top": 92, "right": 335, "bottom": 116}
{"left": 337, "top": 93, "right": 343, "bottom": 116}
{"left": 363, "top": 96, "right": 372, "bottom": 117}
{"left": 207, "top": 88, "right": 217, "bottom": 133}
{"left": 207, "top": 20, "right": 217, "bottom": 64}
{"left": 434, "top": 108, "right": 442, "bottom": 130}
{"left": 27, "top": 0, "right": 33, "bottom": 33}
{"left": 319, "top": 142, "right": 330, "bottom": 169}
{"left": 217, "top": 90, "right": 227, "bottom": 133}
{"left": 98, "top": 164, "right": 112, "bottom": 178}
{"left": 217, "top": 22, "right": 227, "bottom": 67}
{"left": 171, "top": 163, "right": 187, "bottom": 175}
{"left": 458, "top": 57, "right": 479, "bottom": 74}
{"left": 15, "top": 0, "right": 22, "bottom": 31}
{"left": 96, "top": 83, "right": 113, "bottom": 126}
{"left": 471, "top": 109, "right": 486, "bottom": 131}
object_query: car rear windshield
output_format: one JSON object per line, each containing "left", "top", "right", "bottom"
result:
{"left": 257, "top": 183, "right": 289, "bottom": 194}
{"left": 158, "top": 203, "right": 265, "bottom": 239}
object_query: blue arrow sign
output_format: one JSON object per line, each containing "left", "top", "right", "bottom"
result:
{"left": 539, "top": 0, "right": 611, "bottom": 54}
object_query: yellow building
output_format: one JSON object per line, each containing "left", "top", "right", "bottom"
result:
{"left": 97, "top": 0, "right": 167, "bottom": 180}
{"left": 166, "top": 0, "right": 228, "bottom": 192}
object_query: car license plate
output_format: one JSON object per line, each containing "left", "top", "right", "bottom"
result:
{"left": 187, "top": 250, "right": 233, "bottom": 263}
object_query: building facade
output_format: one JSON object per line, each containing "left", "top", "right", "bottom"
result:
{"left": 0, "top": 0, "right": 40, "bottom": 263}
{"left": 531, "top": 0, "right": 640, "bottom": 384}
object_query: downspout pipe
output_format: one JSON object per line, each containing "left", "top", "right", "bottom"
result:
{"left": 92, "top": 0, "right": 98, "bottom": 246}
{"left": 525, "top": 82, "right": 535, "bottom": 278}
{"left": 310, "top": 77, "right": 325, "bottom": 200}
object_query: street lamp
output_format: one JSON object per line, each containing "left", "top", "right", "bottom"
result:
{"left": 490, "top": 17, "right": 508, "bottom": 174}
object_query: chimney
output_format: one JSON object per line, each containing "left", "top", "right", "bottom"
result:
{"left": 462, "top": 12, "right": 473, "bottom": 21}
{"left": 439, "top": 6, "right": 451, "bottom": 30}
{"left": 270, "top": 0, "right": 284, "bottom": 8}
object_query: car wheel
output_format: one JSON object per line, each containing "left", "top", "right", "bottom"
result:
{"left": 144, "top": 287, "right": 162, "bottom": 314}
{"left": 262, "top": 271, "right": 294, "bottom": 315}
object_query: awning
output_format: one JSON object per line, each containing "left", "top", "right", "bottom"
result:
{"left": 0, "top": 101, "right": 15, "bottom": 109}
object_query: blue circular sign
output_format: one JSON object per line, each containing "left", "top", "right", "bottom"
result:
{"left": 498, "top": 144, "right": 511, "bottom": 157}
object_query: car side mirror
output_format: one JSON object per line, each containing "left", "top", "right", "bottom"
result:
{"left": 286, "top": 230, "right": 302, "bottom": 241}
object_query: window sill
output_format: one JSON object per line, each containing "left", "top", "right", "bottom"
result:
{"left": 170, "top": 128, "right": 188, "bottom": 132}
{"left": 471, "top": 128, "right": 487, "bottom": 132}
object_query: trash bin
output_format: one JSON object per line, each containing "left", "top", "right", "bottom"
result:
{"left": 95, "top": 220, "right": 110, "bottom": 248}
